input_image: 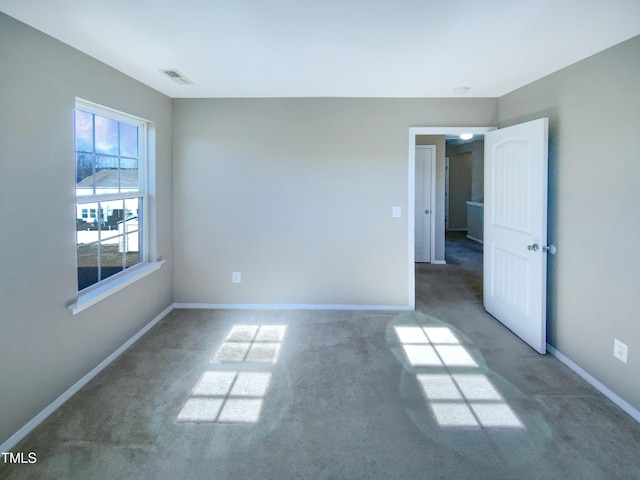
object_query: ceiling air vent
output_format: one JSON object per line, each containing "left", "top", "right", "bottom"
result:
{"left": 160, "top": 69, "right": 193, "bottom": 85}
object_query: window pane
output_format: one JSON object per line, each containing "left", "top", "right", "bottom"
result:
{"left": 101, "top": 199, "right": 124, "bottom": 241}
{"left": 120, "top": 122, "right": 138, "bottom": 158}
{"left": 76, "top": 154, "right": 94, "bottom": 194}
{"left": 77, "top": 244, "right": 99, "bottom": 291}
{"left": 124, "top": 232, "right": 142, "bottom": 268}
{"left": 94, "top": 115, "right": 118, "bottom": 155}
{"left": 120, "top": 157, "right": 139, "bottom": 192}
{"left": 95, "top": 156, "right": 119, "bottom": 194}
{"left": 77, "top": 201, "right": 99, "bottom": 234}
{"left": 123, "top": 198, "right": 142, "bottom": 268}
{"left": 100, "top": 242, "right": 124, "bottom": 281}
{"left": 124, "top": 198, "right": 140, "bottom": 226}
{"left": 75, "top": 110, "right": 93, "bottom": 153}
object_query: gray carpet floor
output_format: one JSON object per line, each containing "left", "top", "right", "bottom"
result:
{"left": 3, "top": 233, "right": 640, "bottom": 479}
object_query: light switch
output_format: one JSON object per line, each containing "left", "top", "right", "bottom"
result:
{"left": 392, "top": 206, "right": 402, "bottom": 218}
{"left": 232, "top": 272, "right": 241, "bottom": 283}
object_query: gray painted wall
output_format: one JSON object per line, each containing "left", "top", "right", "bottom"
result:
{"left": 447, "top": 151, "right": 472, "bottom": 230}
{"left": 500, "top": 35, "right": 640, "bottom": 412}
{"left": 173, "top": 99, "right": 496, "bottom": 306}
{"left": 447, "top": 140, "right": 485, "bottom": 203}
{"left": 445, "top": 140, "right": 485, "bottom": 233}
{"left": 0, "top": 13, "right": 174, "bottom": 444}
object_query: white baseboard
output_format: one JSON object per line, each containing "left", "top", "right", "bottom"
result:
{"left": 466, "top": 235, "right": 483, "bottom": 244}
{"left": 547, "top": 344, "right": 640, "bottom": 423}
{"left": 431, "top": 260, "right": 447, "bottom": 265}
{"left": 1, "top": 304, "right": 175, "bottom": 453}
{"left": 173, "top": 303, "right": 412, "bottom": 311}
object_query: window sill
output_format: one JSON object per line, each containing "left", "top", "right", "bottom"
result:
{"left": 68, "top": 260, "right": 166, "bottom": 315}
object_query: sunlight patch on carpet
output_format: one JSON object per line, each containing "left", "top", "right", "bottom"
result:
{"left": 394, "top": 324, "right": 524, "bottom": 430}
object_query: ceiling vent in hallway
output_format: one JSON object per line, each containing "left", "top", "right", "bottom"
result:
{"left": 160, "top": 69, "right": 193, "bottom": 85}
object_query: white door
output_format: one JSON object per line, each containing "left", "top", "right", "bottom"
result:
{"left": 415, "top": 146, "right": 434, "bottom": 262}
{"left": 484, "top": 118, "right": 549, "bottom": 354}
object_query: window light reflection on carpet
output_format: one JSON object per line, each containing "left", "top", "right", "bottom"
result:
{"left": 212, "top": 324, "right": 286, "bottom": 363}
{"left": 417, "top": 373, "right": 525, "bottom": 430}
{"left": 177, "top": 324, "right": 286, "bottom": 425}
{"left": 394, "top": 324, "right": 525, "bottom": 430}
{"left": 177, "top": 372, "right": 272, "bottom": 424}
{"left": 395, "top": 325, "right": 477, "bottom": 368}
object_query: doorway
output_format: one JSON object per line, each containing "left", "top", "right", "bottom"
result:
{"left": 408, "top": 121, "right": 550, "bottom": 355}
{"left": 407, "top": 127, "right": 496, "bottom": 309}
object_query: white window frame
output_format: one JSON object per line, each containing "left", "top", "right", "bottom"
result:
{"left": 69, "top": 99, "right": 163, "bottom": 315}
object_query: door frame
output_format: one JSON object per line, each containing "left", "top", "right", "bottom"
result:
{"left": 445, "top": 156, "right": 449, "bottom": 231}
{"left": 408, "top": 127, "right": 496, "bottom": 309}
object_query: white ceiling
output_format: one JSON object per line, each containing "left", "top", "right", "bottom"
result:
{"left": 2, "top": 0, "right": 639, "bottom": 99}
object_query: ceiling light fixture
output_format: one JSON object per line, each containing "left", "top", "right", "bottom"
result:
{"left": 452, "top": 87, "right": 470, "bottom": 95}
{"left": 460, "top": 133, "right": 473, "bottom": 140}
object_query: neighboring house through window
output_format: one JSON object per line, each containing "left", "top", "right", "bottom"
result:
{"left": 74, "top": 100, "right": 148, "bottom": 291}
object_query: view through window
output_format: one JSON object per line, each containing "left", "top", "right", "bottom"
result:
{"left": 74, "top": 102, "right": 146, "bottom": 291}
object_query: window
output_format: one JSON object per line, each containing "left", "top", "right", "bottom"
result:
{"left": 74, "top": 100, "right": 148, "bottom": 292}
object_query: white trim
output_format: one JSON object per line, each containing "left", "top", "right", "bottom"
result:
{"left": 445, "top": 156, "right": 449, "bottom": 230}
{"left": 173, "top": 303, "right": 412, "bottom": 311}
{"left": 407, "top": 132, "right": 416, "bottom": 310}
{"left": 431, "top": 148, "right": 437, "bottom": 263}
{"left": 0, "top": 304, "right": 175, "bottom": 453}
{"left": 547, "top": 344, "right": 640, "bottom": 423}
{"left": 415, "top": 127, "right": 497, "bottom": 136}
{"left": 76, "top": 192, "right": 144, "bottom": 204}
{"left": 466, "top": 235, "right": 483, "bottom": 244}
{"left": 465, "top": 201, "right": 484, "bottom": 208}
{"left": 430, "top": 146, "right": 437, "bottom": 263}
{"left": 75, "top": 98, "right": 151, "bottom": 126}
{"left": 431, "top": 260, "right": 447, "bottom": 265}
{"left": 69, "top": 261, "right": 165, "bottom": 315}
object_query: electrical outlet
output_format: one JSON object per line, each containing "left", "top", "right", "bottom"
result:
{"left": 613, "top": 339, "right": 628, "bottom": 364}
{"left": 232, "top": 272, "right": 241, "bottom": 284}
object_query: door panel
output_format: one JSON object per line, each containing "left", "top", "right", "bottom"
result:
{"left": 415, "top": 146, "right": 434, "bottom": 263}
{"left": 493, "top": 142, "right": 533, "bottom": 233}
{"left": 484, "top": 118, "right": 548, "bottom": 354}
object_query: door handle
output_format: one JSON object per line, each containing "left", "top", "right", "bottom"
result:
{"left": 424, "top": 210, "right": 430, "bottom": 214}
{"left": 527, "top": 244, "right": 556, "bottom": 254}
